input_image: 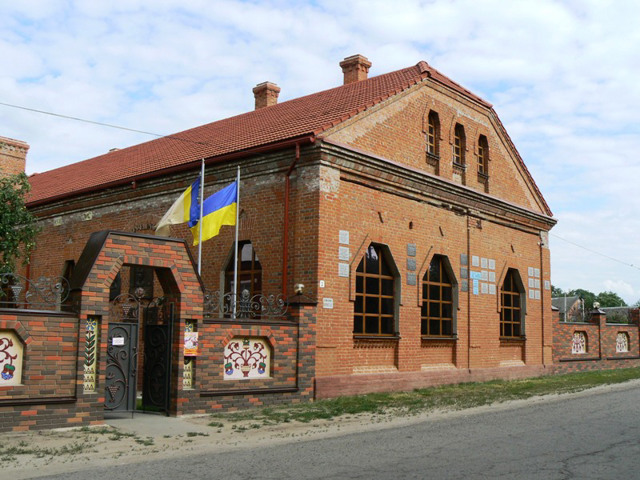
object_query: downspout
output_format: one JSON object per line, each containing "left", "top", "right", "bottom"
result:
{"left": 282, "top": 142, "right": 301, "bottom": 294}
{"left": 539, "top": 237, "right": 545, "bottom": 366}
{"left": 467, "top": 212, "right": 472, "bottom": 370}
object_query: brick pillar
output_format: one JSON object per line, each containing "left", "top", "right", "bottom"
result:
{"left": 0, "top": 136, "right": 29, "bottom": 177}
{"left": 287, "top": 295, "right": 317, "bottom": 399}
{"left": 591, "top": 308, "right": 606, "bottom": 359}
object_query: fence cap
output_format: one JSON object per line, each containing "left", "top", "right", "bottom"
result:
{"left": 286, "top": 294, "right": 317, "bottom": 306}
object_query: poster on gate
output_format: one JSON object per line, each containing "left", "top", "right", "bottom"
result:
{"left": 184, "top": 332, "right": 199, "bottom": 356}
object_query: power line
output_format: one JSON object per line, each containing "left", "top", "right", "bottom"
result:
{"left": 551, "top": 233, "right": 640, "bottom": 271}
{"left": 0, "top": 101, "right": 167, "bottom": 138}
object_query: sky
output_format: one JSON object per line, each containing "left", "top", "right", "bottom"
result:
{"left": 2, "top": 0, "right": 640, "bottom": 303}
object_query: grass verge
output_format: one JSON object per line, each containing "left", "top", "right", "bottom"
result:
{"left": 210, "top": 367, "right": 640, "bottom": 427}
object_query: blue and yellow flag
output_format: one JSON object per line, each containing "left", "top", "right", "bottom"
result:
{"left": 190, "top": 181, "right": 237, "bottom": 246}
{"left": 155, "top": 177, "right": 200, "bottom": 237}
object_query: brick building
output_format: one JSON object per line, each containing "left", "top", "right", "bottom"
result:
{"left": 1, "top": 54, "right": 557, "bottom": 428}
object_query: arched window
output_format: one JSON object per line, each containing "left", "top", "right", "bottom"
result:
{"left": 354, "top": 244, "right": 397, "bottom": 336}
{"left": 453, "top": 123, "right": 466, "bottom": 166}
{"left": 477, "top": 135, "right": 489, "bottom": 175}
{"left": 225, "top": 241, "right": 262, "bottom": 297}
{"left": 500, "top": 269, "right": 525, "bottom": 338}
{"left": 427, "top": 111, "right": 440, "bottom": 157}
{"left": 421, "top": 255, "right": 456, "bottom": 337}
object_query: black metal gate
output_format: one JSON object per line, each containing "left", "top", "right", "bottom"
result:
{"left": 141, "top": 299, "right": 174, "bottom": 414}
{"left": 104, "top": 321, "right": 138, "bottom": 412}
{"left": 105, "top": 292, "right": 142, "bottom": 413}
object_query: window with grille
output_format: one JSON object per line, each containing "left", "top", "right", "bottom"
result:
{"left": 453, "top": 123, "right": 465, "bottom": 166}
{"left": 478, "top": 135, "right": 489, "bottom": 175}
{"left": 427, "top": 111, "right": 440, "bottom": 156}
{"left": 421, "top": 255, "right": 455, "bottom": 337}
{"left": 354, "top": 244, "right": 396, "bottom": 336}
{"left": 500, "top": 269, "right": 524, "bottom": 338}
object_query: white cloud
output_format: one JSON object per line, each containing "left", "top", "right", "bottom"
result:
{"left": 602, "top": 280, "right": 636, "bottom": 300}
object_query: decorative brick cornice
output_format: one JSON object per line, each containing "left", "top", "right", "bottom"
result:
{"left": 0, "top": 136, "right": 29, "bottom": 155}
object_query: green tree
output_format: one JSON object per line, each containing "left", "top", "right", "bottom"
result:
{"left": 596, "top": 291, "right": 627, "bottom": 308}
{"left": 551, "top": 285, "right": 566, "bottom": 297}
{"left": 567, "top": 288, "right": 596, "bottom": 311}
{"left": 0, "top": 172, "right": 39, "bottom": 273}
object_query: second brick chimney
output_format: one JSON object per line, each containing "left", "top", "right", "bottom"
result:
{"left": 0, "top": 136, "right": 29, "bottom": 178}
{"left": 253, "top": 82, "right": 281, "bottom": 109}
{"left": 340, "top": 54, "right": 372, "bottom": 84}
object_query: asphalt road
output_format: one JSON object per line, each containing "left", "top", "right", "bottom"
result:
{"left": 36, "top": 383, "right": 640, "bottom": 479}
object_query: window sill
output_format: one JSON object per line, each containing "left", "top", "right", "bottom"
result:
{"left": 452, "top": 162, "right": 466, "bottom": 170}
{"left": 353, "top": 335, "right": 400, "bottom": 341}
{"left": 421, "top": 335, "right": 458, "bottom": 341}
{"left": 499, "top": 336, "right": 526, "bottom": 343}
{"left": 426, "top": 152, "right": 440, "bottom": 167}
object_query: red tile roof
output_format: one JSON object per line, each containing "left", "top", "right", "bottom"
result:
{"left": 27, "top": 61, "right": 549, "bottom": 217}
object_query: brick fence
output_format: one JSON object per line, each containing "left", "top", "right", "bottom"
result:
{"left": 0, "top": 309, "right": 96, "bottom": 431}
{"left": 553, "top": 308, "right": 640, "bottom": 373}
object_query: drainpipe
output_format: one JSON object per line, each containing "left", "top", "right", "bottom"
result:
{"left": 539, "top": 237, "right": 545, "bottom": 366}
{"left": 467, "top": 214, "right": 472, "bottom": 370}
{"left": 282, "top": 143, "right": 301, "bottom": 295}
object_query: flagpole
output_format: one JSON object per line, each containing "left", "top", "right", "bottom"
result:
{"left": 197, "top": 158, "right": 205, "bottom": 275}
{"left": 232, "top": 165, "right": 240, "bottom": 319}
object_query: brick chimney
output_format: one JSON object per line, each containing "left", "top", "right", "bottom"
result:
{"left": 253, "top": 82, "right": 281, "bottom": 109}
{"left": 340, "top": 54, "right": 372, "bottom": 84}
{"left": 0, "top": 136, "right": 29, "bottom": 178}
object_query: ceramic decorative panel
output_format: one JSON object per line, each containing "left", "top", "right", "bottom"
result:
{"left": 571, "top": 332, "right": 587, "bottom": 354}
{"left": 83, "top": 317, "right": 99, "bottom": 393}
{"left": 183, "top": 357, "right": 194, "bottom": 389}
{"left": 224, "top": 337, "right": 270, "bottom": 380}
{"left": 616, "top": 332, "right": 629, "bottom": 353}
{"left": 0, "top": 330, "right": 23, "bottom": 386}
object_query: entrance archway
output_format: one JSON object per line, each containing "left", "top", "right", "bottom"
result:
{"left": 72, "top": 231, "right": 203, "bottom": 416}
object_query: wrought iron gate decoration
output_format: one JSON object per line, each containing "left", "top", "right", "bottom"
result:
{"left": 141, "top": 298, "right": 173, "bottom": 413}
{"left": 203, "top": 289, "right": 287, "bottom": 319}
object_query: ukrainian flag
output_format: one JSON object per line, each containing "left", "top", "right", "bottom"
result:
{"left": 155, "top": 177, "right": 200, "bottom": 237}
{"left": 190, "top": 181, "right": 237, "bottom": 245}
